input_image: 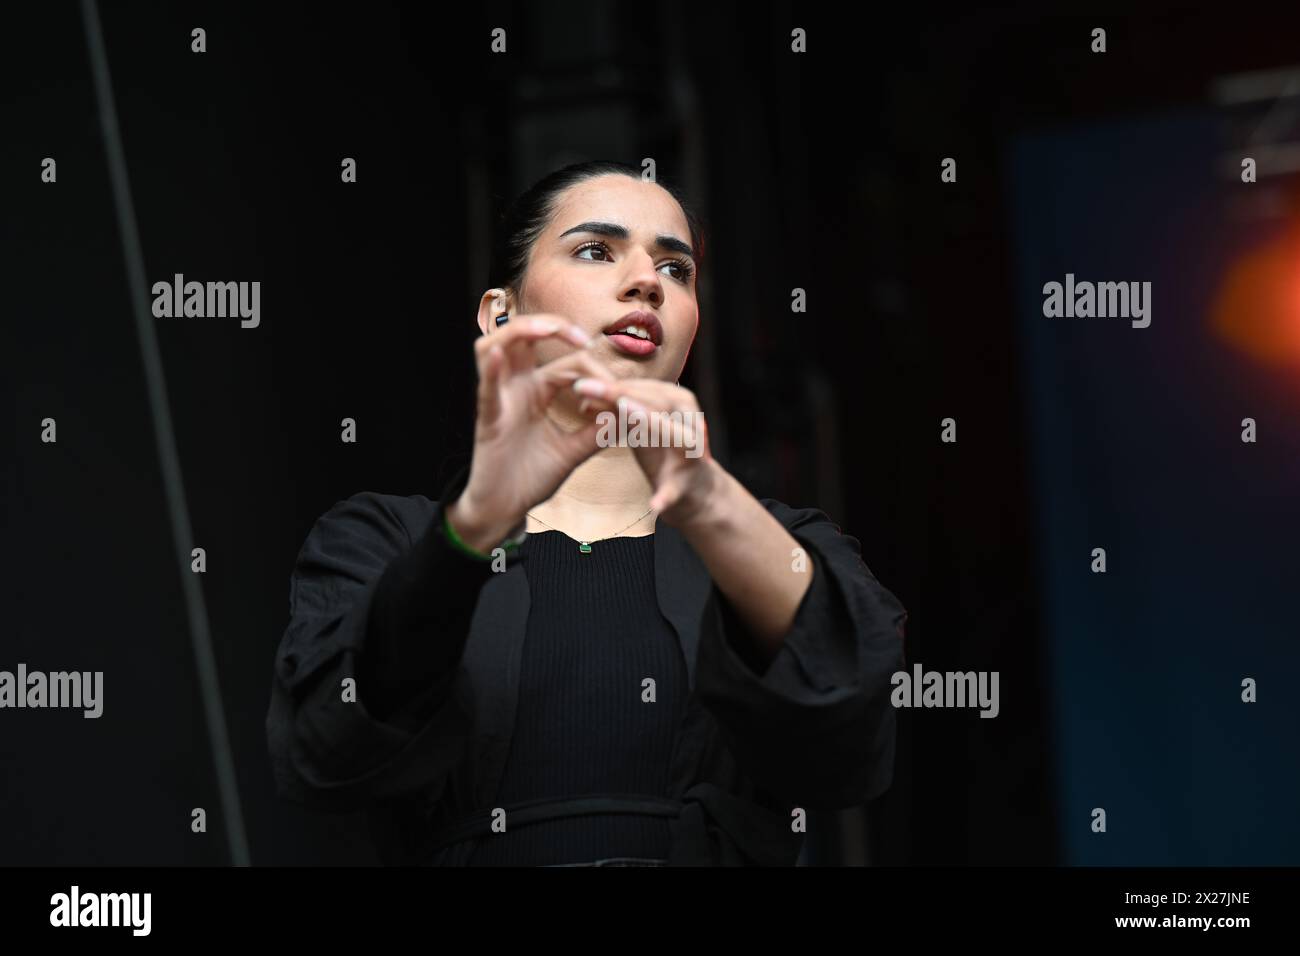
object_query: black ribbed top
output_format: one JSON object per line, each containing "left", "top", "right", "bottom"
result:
{"left": 466, "top": 529, "right": 688, "bottom": 866}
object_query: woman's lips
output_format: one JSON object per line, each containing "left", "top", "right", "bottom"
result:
{"left": 604, "top": 332, "right": 658, "bottom": 356}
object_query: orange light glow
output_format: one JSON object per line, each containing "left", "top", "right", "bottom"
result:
{"left": 1209, "top": 218, "right": 1300, "bottom": 367}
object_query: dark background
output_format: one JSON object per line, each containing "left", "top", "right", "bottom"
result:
{"left": 5, "top": 2, "right": 1299, "bottom": 866}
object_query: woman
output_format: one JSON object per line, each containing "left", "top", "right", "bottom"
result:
{"left": 266, "top": 160, "right": 908, "bottom": 866}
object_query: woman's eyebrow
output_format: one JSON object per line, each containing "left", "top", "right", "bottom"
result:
{"left": 558, "top": 220, "right": 695, "bottom": 260}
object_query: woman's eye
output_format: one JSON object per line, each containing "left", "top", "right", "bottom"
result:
{"left": 574, "top": 242, "right": 693, "bottom": 282}
{"left": 663, "top": 260, "right": 694, "bottom": 282}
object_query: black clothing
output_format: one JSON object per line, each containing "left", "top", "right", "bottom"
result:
{"left": 266, "top": 464, "right": 908, "bottom": 865}
{"left": 465, "top": 531, "right": 685, "bottom": 865}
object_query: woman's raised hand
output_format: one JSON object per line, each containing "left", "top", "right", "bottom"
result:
{"left": 446, "top": 315, "right": 615, "bottom": 553}
{"left": 572, "top": 376, "right": 717, "bottom": 529}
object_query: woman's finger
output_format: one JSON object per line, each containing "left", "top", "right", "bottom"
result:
{"left": 578, "top": 377, "right": 699, "bottom": 415}
{"left": 647, "top": 410, "right": 703, "bottom": 452}
{"left": 536, "top": 349, "right": 618, "bottom": 407}
{"left": 537, "top": 344, "right": 617, "bottom": 381}
{"left": 648, "top": 476, "right": 683, "bottom": 514}
{"left": 474, "top": 314, "right": 592, "bottom": 378}
{"left": 571, "top": 377, "right": 658, "bottom": 408}
{"left": 555, "top": 411, "right": 609, "bottom": 465}
{"left": 474, "top": 319, "right": 610, "bottom": 428}
{"left": 476, "top": 343, "right": 506, "bottom": 426}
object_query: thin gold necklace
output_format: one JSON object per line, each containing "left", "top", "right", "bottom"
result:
{"left": 526, "top": 506, "right": 654, "bottom": 554}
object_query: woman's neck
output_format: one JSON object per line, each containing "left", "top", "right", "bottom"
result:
{"left": 525, "top": 397, "right": 656, "bottom": 539}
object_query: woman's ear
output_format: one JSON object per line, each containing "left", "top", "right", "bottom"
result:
{"left": 476, "top": 288, "right": 511, "bottom": 336}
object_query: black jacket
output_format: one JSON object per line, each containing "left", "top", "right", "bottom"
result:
{"left": 266, "top": 464, "right": 908, "bottom": 865}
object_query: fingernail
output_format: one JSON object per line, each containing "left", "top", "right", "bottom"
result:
{"left": 573, "top": 378, "right": 607, "bottom": 397}
{"left": 566, "top": 326, "right": 592, "bottom": 346}
{"left": 618, "top": 396, "right": 648, "bottom": 415}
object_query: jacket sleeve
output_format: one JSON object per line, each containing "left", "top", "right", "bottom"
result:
{"left": 694, "top": 500, "right": 908, "bottom": 811}
{"left": 266, "top": 467, "right": 497, "bottom": 813}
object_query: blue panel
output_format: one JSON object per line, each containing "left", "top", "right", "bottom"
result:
{"left": 1007, "top": 110, "right": 1300, "bottom": 864}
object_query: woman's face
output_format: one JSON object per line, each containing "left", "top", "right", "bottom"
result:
{"left": 488, "top": 174, "right": 700, "bottom": 382}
